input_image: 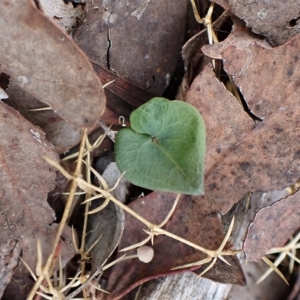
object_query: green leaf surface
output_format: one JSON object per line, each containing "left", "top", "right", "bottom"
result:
{"left": 115, "top": 97, "right": 206, "bottom": 195}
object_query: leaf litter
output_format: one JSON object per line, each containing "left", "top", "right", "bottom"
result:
{"left": 0, "top": 0, "right": 106, "bottom": 129}
{"left": 1, "top": 0, "right": 300, "bottom": 299}
{"left": 0, "top": 102, "right": 74, "bottom": 284}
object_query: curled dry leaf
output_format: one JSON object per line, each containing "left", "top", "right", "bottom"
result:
{"left": 0, "top": 0, "right": 106, "bottom": 129}
{"left": 0, "top": 102, "right": 74, "bottom": 274}
{"left": 217, "top": 0, "right": 300, "bottom": 46}
{"left": 244, "top": 189, "right": 300, "bottom": 261}
{"left": 187, "top": 34, "right": 300, "bottom": 213}
{"left": 106, "top": 192, "right": 244, "bottom": 299}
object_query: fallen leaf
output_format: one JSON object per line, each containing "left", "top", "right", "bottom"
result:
{"left": 186, "top": 40, "right": 300, "bottom": 212}
{"left": 0, "top": 0, "right": 106, "bottom": 129}
{"left": 96, "top": 66, "right": 154, "bottom": 108}
{"left": 101, "top": 162, "right": 131, "bottom": 203}
{"left": 75, "top": 0, "right": 188, "bottom": 95}
{"left": 207, "top": 34, "right": 300, "bottom": 120}
{"left": 222, "top": 189, "right": 290, "bottom": 253}
{"left": 244, "top": 190, "right": 300, "bottom": 261}
{"left": 106, "top": 192, "right": 245, "bottom": 299}
{"left": 4, "top": 79, "right": 118, "bottom": 153}
{"left": 85, "top": 162, "right": 126, "bottom": 273}
{"left": 202, "top": 22, "right": 272, "bottom": 61}
{"left": 219, "top": 0, "right": 300, "bottom": 46}
{"left": 0, "top": 240, "right": 21, "bottom": 298}
{"left": 0, "top": 102, "right": 74, "bottom": 273}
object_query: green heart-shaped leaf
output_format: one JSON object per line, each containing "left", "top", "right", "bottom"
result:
{"left": 115, "top": 97, "right": 206, "bottom": 195}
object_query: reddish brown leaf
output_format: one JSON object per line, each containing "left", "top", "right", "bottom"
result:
{"left": 186, "top": 34, "right": 300, "bottom": 213}
{"left": 244, "top": 190, "right": 300, "bottom": 261}
{"left": 0, "top": 0, "right": 105, "bottom": 129}
{"left": 106, "top": 192, "right": 245, "bottom": 299}
{"left": 0, "top": 102, "right": 74, "bottom": 273}
{"left": 219, "top": 36, "right": 300, "bottom": 120}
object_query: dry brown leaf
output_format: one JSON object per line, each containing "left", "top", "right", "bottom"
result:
{"left": 4, "top": 79, "right": 118, "bottom": 153}
{"left": 202, "top": 22, "right": 272, "bottom": 60}
{"left": 187, "top": 34, "right": 300, "bottom": 213}
{"left": 244, "top": 190, "right": 300, "bottom": 261}
{"left": 217, "top": 36, "right": 300, "bottom": 120}
{"left": 0, "top": 0, "right": 106, "bottom": 129}
{"left": 106, "top": 192, "right": 244, "bottom": 299}
{"left": 0, "top": 240, "right": 21, "bottom": 298}
{"left": 225, "top": 0, "right": 300, "bottom": 46}
{"left": 0, "top": 102, "right": 74, "bottom": 274}
{"left": 75, "top": 0, "right": 188, "bottom": 96}
{"left": 85, "top": 163, "right": 126, "bottom": 273}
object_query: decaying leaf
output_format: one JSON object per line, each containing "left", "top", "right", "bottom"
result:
{"left": 85, "top": 162, "right": 126, "bottom": 273}
{"left": 244, "top": 190, "right": 300, "bottom": 261}
{"left": 0, "top": 0, "right": 106, "bottom": 129}
{"left": 4, "top": 80, "right": 118, "bottom": 153}
{"left": 222, "top": 188, "right": 290, "bottom": 254}
{"left": 215, "top": 0, "right": 300, "bottom": 46}
{"left": 0, "top": 240, "right": 21, "bottom": 298}
{"left": 75, "top": 0, "right": 188, "bottom": 95}
{"left": 0, "top": 102, "right": 74, "bottom": 274}
{"left": 203, "top": 32, "right": 300, "bottom": 120}
{"left": 201, "top": 22, "right": 272, "bottom": 61}
{"left": 106, "top": 192, "right": 245, "bottom": 299}
{"left": 187, "top": 34, "right": 300, "bottom": 212}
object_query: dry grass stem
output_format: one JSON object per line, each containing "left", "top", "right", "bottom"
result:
{"left": 257, "top": 231, "right": 300, "bottom": 285}
{"left": 28, "top": 129, "right": 88, "bottom": 300}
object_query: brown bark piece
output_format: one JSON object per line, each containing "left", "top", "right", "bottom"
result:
{"left": 0, "top": 0, "right": 106, "bottom": 129}
{"left": 244, "top": 190, "right": 300, "bottom": 261}
{"left": 75, "top": 0, "right": 188, "bottom": 96}
{"left": 0, "top": 102, "right": 73, "bottom": 274}
{"left": 106, "top": 192, "right": 245, "bottom": 299}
